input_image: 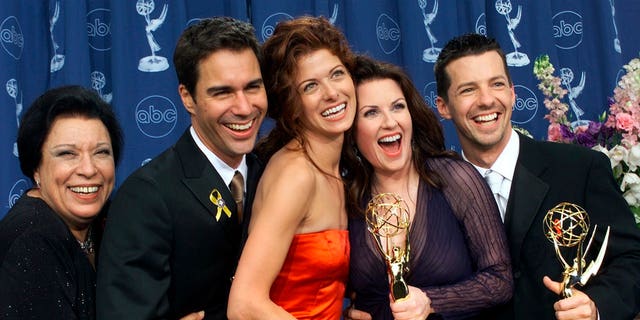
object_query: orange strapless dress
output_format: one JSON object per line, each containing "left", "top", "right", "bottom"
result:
{"left": 270, "top": 229, "right": 350, "bottom": 320}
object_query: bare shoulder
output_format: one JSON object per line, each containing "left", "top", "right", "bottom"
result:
{"left": 259, "top": 148, "right": 316, "bottom": 195}
{"left": 251, "top": 148, "right": 317, "bottom": 228}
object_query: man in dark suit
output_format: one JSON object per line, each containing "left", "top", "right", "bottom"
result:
{"left": 435, "top": 33, "right": 640, "bottom": 319}
{"left": 96, "top": 17, "right": 267, "bottom": 319}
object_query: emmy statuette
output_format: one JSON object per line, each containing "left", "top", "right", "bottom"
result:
{"left": 365, "top": 193, "right": 411, "bottom": 301}
{"left": 543, "top": 202, "right": 610, "bottom": 298}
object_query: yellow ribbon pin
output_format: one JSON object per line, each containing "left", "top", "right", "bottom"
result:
{"left": 209, "top": 188, "right": 232, "bottom": 221}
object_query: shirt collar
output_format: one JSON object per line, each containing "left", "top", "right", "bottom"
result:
{"left": 190, "top": 126, "right": 247, "bottom": 191}
{"left": 463, "top": 128, "right": 520, "bottom": 181}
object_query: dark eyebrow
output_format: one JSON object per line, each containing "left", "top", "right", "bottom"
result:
{"left": 52, "top": 141, "right": 111, "bottom": 148}
{"left": 454, "top": 75, "right": 507, "bottom": 91}
{"left": 206, "top": 85, "right": 232, "bottom": 96}
{"left": 490, "top": 75, "right": 509, "bottom": 82}
{"left": 206, "top": 78, "right": 264, "bottom": 95}
{"left": 51, "top": 143, "right": 77, "bottom": 149}
{"left": 454, "top": 81, "right": 475, "bottom": 90}
{"left": 245, "top": 78, "right": 264, "bottom": 88}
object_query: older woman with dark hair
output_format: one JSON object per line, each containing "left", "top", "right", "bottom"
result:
{"left": 0, "top": 85, "right": 123, "bottom": 319}
{"left": 228, "top": 16, "right": 355, "bottom": 320}
{"left": 342, "top": 56, "right": 512, "bottom": 320}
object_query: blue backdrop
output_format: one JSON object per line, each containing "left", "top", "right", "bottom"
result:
{"left": 1, "top": 0, "right": 639, "bottom": 218}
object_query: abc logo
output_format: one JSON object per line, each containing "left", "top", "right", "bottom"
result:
{"left": 135, "top": 95, "right": 178, "bottom": 138}
{"left": 376, "top": 14, "right": 400, "bottom": 54}
{"left": 475, "top": 13, "right": 487, "bottom": 36}
{"left": 421, "top": 81, "right": 438, "bottom": 110}
{"left": 422, "top": 81, "right": 446, "bottom": 121}
{"left": 511, "top": 85, "right": 538, "bottom": 125}
{"left": 87, "top": 8, "right": 111, "bottom": 51}
{"left": 8, "top": 179, "right": 29, "bottom": 208}
{"left": 0, "top": 16, "right": 23, "bottom": 60}
{"left": 552, "top": 11, "right": 583, "bottom": 50}
{"left": 261, "top": 12, "right": 293, "bottom": 42}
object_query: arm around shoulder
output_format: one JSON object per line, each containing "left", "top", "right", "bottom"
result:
{"left": 96, "top": 176, "right": 174, "bottom": 319}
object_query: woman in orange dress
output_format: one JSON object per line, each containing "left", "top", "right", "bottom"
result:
{"left": 227, "top": 16, "right": 356, "bottom": 320}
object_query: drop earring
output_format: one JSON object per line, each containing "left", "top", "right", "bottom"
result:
{"left": 354, "top": 146, "right": 362, "bottom": 164}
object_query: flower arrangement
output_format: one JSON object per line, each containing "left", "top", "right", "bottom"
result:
{"left": 533, "top": 55, "right": 615, "bottom": 148}
{"left": 533, "top": 54, "right": 640, "bottom": 227}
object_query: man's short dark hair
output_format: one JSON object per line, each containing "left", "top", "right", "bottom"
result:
{"left": 434, "top": 33, "right": 511, "bottom": 102}
{"left": 173, "top": 17, "right": 261, "bottom": 97}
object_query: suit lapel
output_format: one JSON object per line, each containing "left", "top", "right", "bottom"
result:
{"left": 504, "top": 135, "right": 550, "bottom": 265}
{"left": 183, "top": 173, "right": 233, "bottom": 221}
{"left": 174, "top": 131, "right": 240, "bottom": 231}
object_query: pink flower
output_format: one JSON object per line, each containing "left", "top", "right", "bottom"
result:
{"left": 574, "top": 125, "right": 588, "bottom": 134}
{"left": 615, "top": 113, "right": 635, "bottom": 132}
{"left": 548, "top": 123, "right": 563, "bottom": 142}
{"left": 605, "top": 115, "right": 617, "bottom": 128}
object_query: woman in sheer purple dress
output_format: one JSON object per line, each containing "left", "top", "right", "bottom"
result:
{"left": 342, "top": 55, "right": 513, "bottom": 320}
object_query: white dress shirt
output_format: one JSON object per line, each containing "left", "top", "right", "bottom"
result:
{"left": 190, "top": 126, "right": 247, "bottom": 193}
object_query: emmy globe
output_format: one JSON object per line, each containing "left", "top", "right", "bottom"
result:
{"left": 543, "top": 202, "right": 610, "bottom": 298}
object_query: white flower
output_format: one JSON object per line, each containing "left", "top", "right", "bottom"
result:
{"left": 621, "top": 172, "right": 640, "bottom": 192}
{"left": 624, "top": 182, "right": 640, "bottom": 206}
{"left": 623, "top": 190, "right": 640, "bottom": 206}
{"left": 609, "top": 145, "right": 629, "bottom": 168}
{"left": 627, "top": 144, "right": 640, "bottom": 171}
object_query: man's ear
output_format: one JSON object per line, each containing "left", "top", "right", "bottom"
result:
{"left": 435, "top": 96, "right": 451, "bottom": 120}
{"left": 178, "top": 84, "right": 195, "bottom": 115}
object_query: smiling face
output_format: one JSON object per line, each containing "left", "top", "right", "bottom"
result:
{"left": 355, "top": 78, "right": 413, "bottom": 176}
{"left": 179, "top": 48, "right": 267, "bottom": 168}
{"left": 294, "top": 49, "right": 356, "bottom": 140}
{"left": 33, "top": 116, "right": 115, "bottom": 230}
{"left": 436, "top": 51, "right": 515, "bottom": 159}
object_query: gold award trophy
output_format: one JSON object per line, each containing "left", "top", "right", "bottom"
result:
{"left": 365, "top": 193, "right": 411, "bottom": 301}
{"left": 543, "top": 202, "right": 610, "bottom": 298}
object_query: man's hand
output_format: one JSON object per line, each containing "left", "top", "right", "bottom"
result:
{"left": 389, "top": 286, "right": 433, "bottom": 320}
{"left": 179, "top": 311, "right": 205, "bottom": 320}
{"left": 344, "top": 307, "right": 373, "bottom": 320}
{"left": 543, "top": 276, "right": 597, "bottom": 320}
{"left": 343, "top": 292, "right": 373, "bottom": 320}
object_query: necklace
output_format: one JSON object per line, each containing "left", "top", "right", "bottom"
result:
{"left": 77, "top": 227, "right": 94, "bottom": 256}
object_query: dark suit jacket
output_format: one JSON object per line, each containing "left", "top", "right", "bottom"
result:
{"left": 482, "top": 133, "right": 640, "bottom": 319}
{"left": 96, "top": 129, "right": 262, "bottom": 319}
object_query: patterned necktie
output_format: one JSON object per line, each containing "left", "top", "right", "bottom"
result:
{"left": 229, "top": 171, "right": 244, "bottom": 223}
{"left": 485, "top": 170, "right": 507, "bottom": 221}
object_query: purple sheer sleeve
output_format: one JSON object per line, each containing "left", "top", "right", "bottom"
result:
{"left": 422, "top": 157, "right": 513, "bottom": 315}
